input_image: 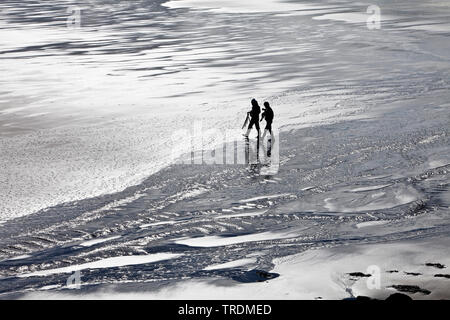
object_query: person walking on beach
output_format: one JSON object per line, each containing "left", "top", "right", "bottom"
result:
{"left": 260, "top": 101, "right": 274, "bottom": 140}
{"left": 243, "top": 98, "right": 261, "bottom": 137}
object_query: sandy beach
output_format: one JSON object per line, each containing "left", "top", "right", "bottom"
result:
{"left": 0, "top": 0, "right": 449, "bottom": 299}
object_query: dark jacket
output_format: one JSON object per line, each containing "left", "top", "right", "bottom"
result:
{"left": 250, "top": 104, "right": 260, "bottom": 119}
{"left": 261, "top": 107, "right": 274, "bottom": 123}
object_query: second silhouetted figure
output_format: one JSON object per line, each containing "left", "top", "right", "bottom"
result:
{"left": 244, "top": 98, "right": 261, "bottom": 137}
{"left": 261, "top": 101, "right": 274, "bottom": 140}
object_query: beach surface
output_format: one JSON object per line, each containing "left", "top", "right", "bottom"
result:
{"left": 0, "top": 0, "right": 449, "bottom": 299}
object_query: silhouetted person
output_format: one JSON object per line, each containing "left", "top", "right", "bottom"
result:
{"left": 261, "top": 101, "right": 274, "bottom": 140}
{"left": 244, "top": 98, "right": 261, "bottom": 137}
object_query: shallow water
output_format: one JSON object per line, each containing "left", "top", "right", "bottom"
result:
{"left": 1, "top": 94, "right": 449, "bottom": 296}
{"left": 0, "top": 0, "right": 449, "bottom": 297}
{"left": 2, "top": 0, "right": 450, "bottom": 221}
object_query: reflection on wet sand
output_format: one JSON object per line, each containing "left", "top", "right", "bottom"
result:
{"left": 244, "top": 134, "right": 278, "bottom": 176}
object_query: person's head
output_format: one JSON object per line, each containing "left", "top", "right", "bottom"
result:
{"left": 251, "top": 98, "right": 259, "bottom": 107}
{"left": 264, "top": 101, "right": 271, "bottom": 109}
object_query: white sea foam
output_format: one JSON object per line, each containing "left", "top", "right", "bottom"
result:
{"left": 349, "top": 185, "right": 391, "bottom": 192}
{"left": 5, "top": 254, "right": 32, "bottom": 261}
{"left": 79, "top": 236, "right": 121, "bottom": 247}
{"left": 203, "top": 258, "right": 256, "bottom": 271}
{"left": 18, "top": 253, "right": 183, "bottom": 278}
{"left": 174, "top": 230, "right": 297, "bottom": 247}
{"left": 356, "top": 220, "right": 389, "bottom": 229}
{"left": 238, "top": 194, "right": 292, "bottom": 203}
{"left": 140, "top": 221, "right": 177, "bottom": 228}
{"left": 215, "top": 210, "right": 267, "bottom": 219}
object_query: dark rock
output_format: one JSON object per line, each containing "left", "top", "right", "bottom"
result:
{"left": 425, "top": 263, "right": 446, "bottom": 269}
{"left": 434, "top": 274, "right": 450, "bottom": 279}
{"left": 348, "top": 272, "right": 371, "bottom": 277}
{"left": 386, "top": 293, "right": 413, "bottom": 301}
{"left": 404, "top": 272, "right": 422, "bottom": 276}
{"left": 231, "top": 269, "right": 279, "bottom": 283}
{"left": 390, "top": 285, "right": 431, "bottom": 295}
{"left": 387, "top": 270, "right": 399, "bottom": 273}
{"left": 345, "top": 293, "right": 414, "bottom": 301}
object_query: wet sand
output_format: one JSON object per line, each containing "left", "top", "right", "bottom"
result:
{"left": 0, "top": 0, "right": 449, "bottom": 299}
{"left": 1, "top": 83, "right": 449, "bottom": 298}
